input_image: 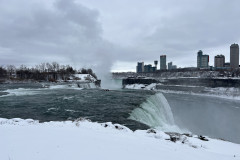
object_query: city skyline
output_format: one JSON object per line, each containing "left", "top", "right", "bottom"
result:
{"left": 136, "top": 43, "right": 239, "bottom": 72}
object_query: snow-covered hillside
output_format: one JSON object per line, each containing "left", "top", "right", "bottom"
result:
{"left": 1, "top": 118, "right": 239, "bottom": 160}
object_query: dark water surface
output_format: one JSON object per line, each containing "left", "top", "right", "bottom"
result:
{"left": 0, "top": 83, "right": 154, "bottom": 130}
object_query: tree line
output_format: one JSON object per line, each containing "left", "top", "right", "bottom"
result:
{"left": 0, "top": 62, "right": 97, "bottom": 82}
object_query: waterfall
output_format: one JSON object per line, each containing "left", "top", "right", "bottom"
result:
{"left": 129, "top": 93, "right": 182, "bottom": 132}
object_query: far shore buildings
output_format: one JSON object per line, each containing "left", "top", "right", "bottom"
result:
{"left": 168, "top": 62, "right": 177, "bottom": 70}
{"left": 214, "top": 55, "right": 225, "bottom": 68}
{"left": 197, "top": 50, "right": 209, "bottom": 68}
{"left": 136, "top": 43, "right": 239, "bottom": 73}
{"left": 160, "top": 55, "right": 167, "bottom": 70}
{"left": 136, "top": 61, "right": 156, "bottom": 73}
{"left": 144, "top": 64, "right": 156, "bottom": 72}
{"left": 230, "top": 43, "right": 239, "bottom": 69}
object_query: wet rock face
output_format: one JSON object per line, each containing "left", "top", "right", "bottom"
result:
{"left": 165, "top": 132, "right": 181, "bottom": 143}
{"left": 198, "top": 135, "right": 209, "bottom": 141}
{"left": 165, "top": 132, "right": 210, "bottom": 148}
{"left": 101, "top": 122, "right": 130, "bottom": 131}
{"left": 147, "top": 129, "right": 157, "bottom": 134}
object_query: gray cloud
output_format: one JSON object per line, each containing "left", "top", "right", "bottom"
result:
{"left": 80, "top": 0, "right": 240, "bottom": 68}
{"left": 0, "top": 0, "right": 116, "bottom": 76}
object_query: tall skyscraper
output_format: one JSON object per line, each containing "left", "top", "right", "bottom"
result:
{"left": 197, "top": 50, "right": 209, "bottom": 68}
{"left": 136, "top": 62, "right": 144, "bottom": 73}
{"left": 168, "top": 62, "right": 177, "bottom": 70}
{"left": 230, "top": 43, "right": 239, "bottom": 69}
{"left": 143, "top": 64, "right": 156, "bottom": 72}
{"left": 168, "top": 62, "right": 172, "bottom": 70}
{"left": 154, "top": 60, "right": 158, "bottom": 69}
{"left": 214, "top": 55, "right": 225, "bottom": 68}
{"left": 160, "top": 55, "right": 166, "bottom": 70}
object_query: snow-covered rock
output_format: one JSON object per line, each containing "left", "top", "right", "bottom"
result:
{"left": 124, "top": 83, "right": 157, "bottom": 90}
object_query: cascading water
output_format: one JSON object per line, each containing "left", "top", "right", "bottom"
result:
{"left": 48, "top": 83, "right": 97, "bottom": 90}
{"left": 76, "top": 83, "right": 96, "bottom": 89}
{"left": 129, "top": 92, "right": 182, "bottom": 132}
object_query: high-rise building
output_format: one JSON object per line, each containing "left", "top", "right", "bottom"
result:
{"left": 172, "top": 65, "right": 177, "bottom": 69}
{"left": 168, "top": 62, "right": 172, "bottom": 70}
{"left": 144, "top": 64, "right": 156, "bottom": 72}
{"left": 154, "top": 60, "right": 158, "bottom": 69}
{"left": 230, "top": 43, "right": 239, "bottom": 69}
{"left": 197, "top": 50, "right": 209, "bottom": 68}
{"left": 224, "top": 62, "right": 230, "bottom": 68}
{"left": 160, "top": 55, "right": 166, "bottom": 70}
{"left": 168, "top": 62, "right": 177, "bottom": 70}
{"left": 214, "top": 55, "right": 225, "bottom": 68}
{"left": 136, "top": 62, "right": 144, "bottom": 73}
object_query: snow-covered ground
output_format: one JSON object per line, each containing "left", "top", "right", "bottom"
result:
{"left": 124, "top": 83, "right": 157, "bottom": 90}
{"left": 1, "top": 118, "right": 239, "bottom": 160}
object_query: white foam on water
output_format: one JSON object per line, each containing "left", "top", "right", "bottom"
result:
{"left": 47, "top": 108, "right": 58, "bottom": 111}
{"left": 48, "top": 85, "right": 69, "bottom": 89}
{"left": 0, "top": 88, "right": 42, "bottom": 97}
{"left": 63, "top": 96, "right": 74, "bottom": 100}
{"left": 0, "top": 83, "right": 97, "bottom": 98}
{"left": 129, "top": 93, "right": 182, "bottom": 133}
{"left": 48, "top": 83, "right": 96, "bottom": 90}
{"left": 77, "top": 83, "right": 96, "bottom": 89}
{"left": 65, "top": 109, "right": 78, "bottom": 113}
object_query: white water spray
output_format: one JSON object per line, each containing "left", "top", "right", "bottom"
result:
{"left": 99, "top": 73, "right": 122, "bottom": 90}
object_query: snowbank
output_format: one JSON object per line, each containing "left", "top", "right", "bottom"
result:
{"left": 125, "top": 83, "right": 157, "bottom": 90}
{"left": 1, "top": 118, "right": 239, "bottom": 160}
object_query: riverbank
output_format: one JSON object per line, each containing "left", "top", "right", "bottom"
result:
{"left": 0, "top": 74, "right": 101, "bottom": 87}
{"left": 122, "top": 77, "right": 240, "bottom": 88}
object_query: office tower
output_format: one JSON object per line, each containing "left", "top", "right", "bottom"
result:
{"left": 168, "top": 62, "right": 177, "bottom": 70}
{"left": 154, "top": 60, "right": 158, "bottom": 69}
{"left": 136, "top": 62, "right": 144, "bottom": 73}
{"left": 230, "top": 44, "right": 239, "bottom": 69}
{"left": 168, "top": 62, "right": 172, "bottom": 70}
{"left": 214, "top": 55, "right": 225, "bottom": 68}
{"left": 172, "top": 65, "right": 177, "bottom": 69}
{"left": 224, "top": 62, "right": 230, "bottom": 68}
{"left": 197, "top": 50, "right": 209, "bottom": 68}
{"left": 143, "top": 64, "right": 156, "bottom": 72}
{"left": 160, "top": 55, "right": 166, "bottom": 70}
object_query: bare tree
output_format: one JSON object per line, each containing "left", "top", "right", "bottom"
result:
{"left": 3, "top": 62, "right": 98, "bottom": 82}
{"left": 6, "top": 65, "right": 16, "bottom": 78}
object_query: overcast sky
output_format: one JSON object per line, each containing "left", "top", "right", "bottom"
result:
{"left": 0, "top": 0, "right": 240, "bottom": 73}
